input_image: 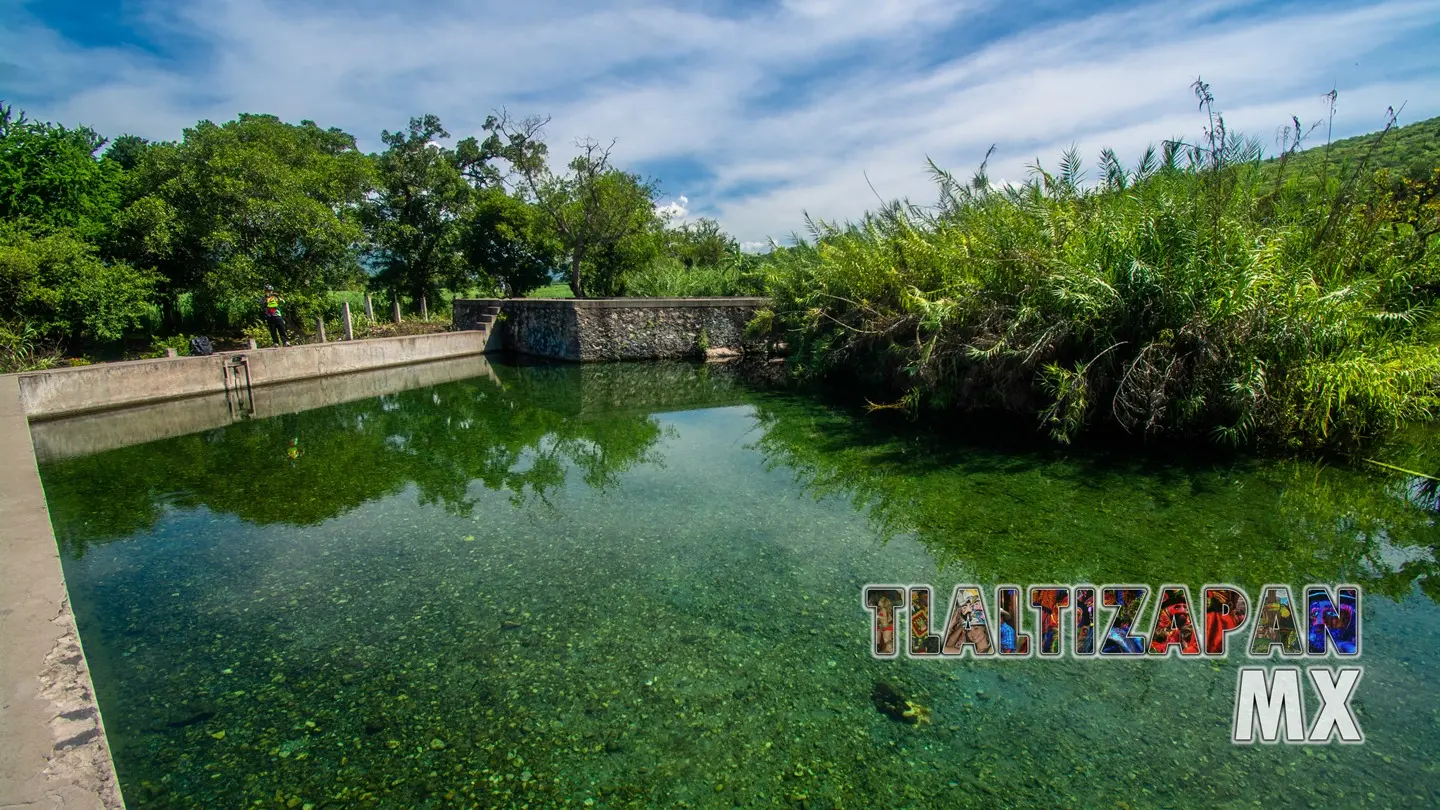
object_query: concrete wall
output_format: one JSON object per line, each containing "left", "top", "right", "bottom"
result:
{"left": 0, "top": 376, "right": 125, "bottom": 810}
{"left": 455, "top": 298, "right": 769, "bottom": 362}
{"left": 30, "top": 354, "right": 502, "bottom": 463}
{"left": 11, "top": 329, "right": 491, "bottom": 420}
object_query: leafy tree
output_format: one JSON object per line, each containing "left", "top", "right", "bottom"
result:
{"left": 482, "top": 114, "right": 659, "bottom": 297}
{"left": 362, "top": 115, "right": 473, "bottom": 306}
{"left": 119, "top": 114, "right": 373, "bottom": 328}
{"left": 460, "top": 188, "right": 561, "bottom": 298}
{"left": 663, "top": 217, "right": 737, "bottom": 269}
{"left": 582, "top": 221, "right": 661, "bottom": 297}
{"left": 104, "top": 134, "right": 152, "bottom": 172}
{"left": 0, "top": 102, "right": 125, "bottom": 237}
{"left": 0, "top": 221, "right": 159, "bottom": 345}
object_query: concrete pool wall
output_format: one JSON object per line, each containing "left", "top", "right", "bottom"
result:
{"left": 29, "top": 354, "right": 504, "bottom": 463}
{"left": 0, "top": 375, "right": 126, "bottom": 809}
{"left": 16, "top": 329, "right": 496, "bottom": 420}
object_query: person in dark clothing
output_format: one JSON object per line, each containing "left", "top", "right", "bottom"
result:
{"left": 262, "top": 285, "right": 290, "bottom": 347}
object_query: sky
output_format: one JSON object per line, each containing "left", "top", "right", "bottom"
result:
{"left": 2, "top": 0, "right": 1437, "bottom": 248}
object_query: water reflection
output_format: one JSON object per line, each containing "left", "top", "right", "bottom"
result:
{"left": 747, "top": 395, "right": 1440, "bottom": 603}
{"left": 41, "top": 361, "right": 1440, "bottom": 603}
{"left": 41, "top": 360, "right": 753, "bottom": 557}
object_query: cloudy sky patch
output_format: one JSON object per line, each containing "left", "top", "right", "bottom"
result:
{"left": 2, "top": 0, "right": 1436, "bottom": 244}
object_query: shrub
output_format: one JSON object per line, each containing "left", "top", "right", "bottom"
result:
{"left": 0, "top": 222, "right": 160, "bottom": 347}
{"left": 761, "top": 84, "right": 1440, "bottom": 451}
{"left": 242, "top": 323, "right": 273, "bottom": 348}
{"left": 0, "top": 319, "right": 63, "bottom": 372}
{"left": 145, "top": 333, "right": 193, "bottom": 358}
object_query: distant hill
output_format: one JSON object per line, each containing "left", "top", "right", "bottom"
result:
{"left": 1274, "top": 114, "right": 1440, "bottom": 182}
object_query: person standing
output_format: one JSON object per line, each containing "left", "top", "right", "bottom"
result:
{"left": 262, "top": 285, "right": 290, "bottom": 347}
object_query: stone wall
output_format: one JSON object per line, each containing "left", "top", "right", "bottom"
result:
{"left": 454, "top": 298, "right": 769, "bottom": 362}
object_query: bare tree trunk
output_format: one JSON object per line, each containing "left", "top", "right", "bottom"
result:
{"left": 569, "top": 252, "right": 584, "bottom": 298}
{"left": 161, "top": 293, "right": 179, "bottom": 331}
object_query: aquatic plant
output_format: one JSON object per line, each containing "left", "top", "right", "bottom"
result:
{"left": 759, "top": 84, "right": 1440, "bottom": 451}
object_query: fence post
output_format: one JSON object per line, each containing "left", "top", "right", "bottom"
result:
{"left": 392, "top": 298, "right": 402, "bottom": 324}
{"left": 248, "top": 338, "right": 258, "bottom": 350}
{"left": 165, "top": 348, "right": 177, "bottom": 358}
{"left": 317, "top": 316, "right": 326, "bottom": 343}
{"left": 364, "top": 292, "right": 375, "bottom": 320}
{"left": 343, "top": 301, "right": 354, "bottom": 340}
{"left": 420, "top": 294, "right": 428, "bottom": 321}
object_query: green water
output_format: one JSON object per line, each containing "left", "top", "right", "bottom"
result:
{"left": 36, "top": 360, "right": 1440, "bottom": 809}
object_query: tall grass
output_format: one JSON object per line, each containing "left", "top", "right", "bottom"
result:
{"left": 759, "top": 83, "right": 1440, "bottom": 451}
{"left": 626, "top": 256, "right": 764, "bottom": 297}
{"left": 0, "top": 319, "right": 64, "bottom": 372}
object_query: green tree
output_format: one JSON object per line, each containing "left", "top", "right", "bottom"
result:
{"left": 663, "top": 217, "right": 737, "bottom": 269}
{"left": 483, "top": 114, "right": 658, "bottom": 297}
{"left": 362, "top": 115, "right": 473, "bottom": 306}
{"left": 104, "top": 134, "right": 152, "bottom": 172}
{"left": 460, "top": 188, "right": 561, "bottom": 298}
{"left": 119, "top": 114, "right": 373, "bottom": 329}
{"left": 582, "top": 219, "right": 661, "bottom": 297}
{"left": 0, "top": 221, "right": 159, "bottom": 346}
{"left": 0, "top": 103, "right": 125, "bottom": 238}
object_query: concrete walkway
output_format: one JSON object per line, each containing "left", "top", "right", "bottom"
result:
{"left": 0, "top": 376, "right": 124, "bottom": 809}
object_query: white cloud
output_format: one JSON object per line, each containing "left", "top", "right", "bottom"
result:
{"left": 655, "top": 194, "right": 689, "bottom": 221}
{"left": 2, "top": 0, "right": 1437, "bottom": 244}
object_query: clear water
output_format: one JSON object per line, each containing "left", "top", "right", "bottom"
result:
{"left": 36, "top": 360, "right": 1440, "bottom": 809}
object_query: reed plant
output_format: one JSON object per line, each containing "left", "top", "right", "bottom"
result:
{"left": 627, "top": 256, "right": 765, "bottom": 298}
{"left": 760, "top": 83, "right": 1440, "bottom": 450}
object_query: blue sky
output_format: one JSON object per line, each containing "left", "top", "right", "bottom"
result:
{"left": 2, "top": 0, "right": 1437, "bottom": 246}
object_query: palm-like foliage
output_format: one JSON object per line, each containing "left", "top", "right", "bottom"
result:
{"left": 759, "top": 87, "right": 1440, "bottom": 450}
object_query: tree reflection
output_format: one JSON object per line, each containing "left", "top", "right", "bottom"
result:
{"left": 41, "top": 361, "right": 750, "bottom": 556}
{"left": 746, "top": 397, "right": 1440, "bottom": 603}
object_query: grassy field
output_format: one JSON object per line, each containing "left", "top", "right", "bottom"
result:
{"left": 524, "top": 282, "right": 575, "bottom": 298}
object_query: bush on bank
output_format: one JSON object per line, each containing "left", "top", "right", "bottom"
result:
{"left": 759, "top": 93, "right": 1440, "bottom": 451}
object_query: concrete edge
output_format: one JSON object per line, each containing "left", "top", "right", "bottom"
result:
{"left": 11, "top": 327, "right": 472, "bottom": 380}
{"left": 29, "top": 354, "right": 504, "bottom": 462}
{"left": 0, "top": 375, "right": 126, "bottom": 810}
{"left": 8, "top": 329, "right": 492, "bottom": 422}
{"left": 21, "top": 349, "right": 487, "bottom": 424}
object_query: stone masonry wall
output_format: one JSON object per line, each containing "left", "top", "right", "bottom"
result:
{"left": 454, "top": 298, "right": 770, "bottom": 362}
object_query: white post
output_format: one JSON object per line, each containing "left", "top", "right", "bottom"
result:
{"left": 420, "top": 294, "right": 429, "bottom": 321}
{"left": 364, "top": 292, "right": 375, "bottom": 320}
{"left": 165, "top": 348, "right": 177, "bottom": 358}
{"left": 392, "top": 298, "right": 402, "bottom": 323}
{"left": 317, "top": 316, "right": 326, "bottom": 343}
{"left": 343, "top": 301, "right": 354, "bottom": 340}
{"left": 248, "top": 338, "right": 258, "bottom": 350}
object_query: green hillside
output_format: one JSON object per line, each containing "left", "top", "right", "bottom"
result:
{"left": 1277, "top": 113, "right": 1440, "bottom": 181}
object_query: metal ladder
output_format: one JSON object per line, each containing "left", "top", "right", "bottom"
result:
{"left": 223, "top": 354, "right": 254, "bottom": 419}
